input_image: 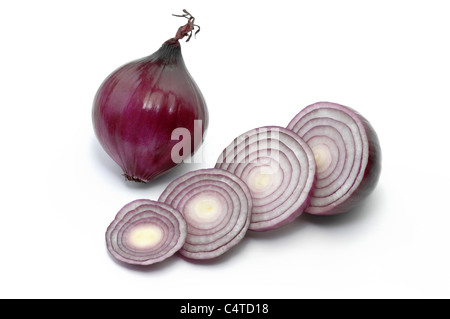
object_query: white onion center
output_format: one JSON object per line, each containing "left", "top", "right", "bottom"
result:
{"left": 185, "top": 194, "right": 224, "bottom": 228}
{"left": 311, "top": 144, "right": 332, "bottom": 173}
{"left": 126, "top": 223, "right": 164, "bottom": 249}
{"left": 246, "top": 164, "right": 279, "bottom": 194}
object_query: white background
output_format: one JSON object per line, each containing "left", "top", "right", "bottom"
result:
{"left": 1, "top": 0, "right": 449, "bottom": 299}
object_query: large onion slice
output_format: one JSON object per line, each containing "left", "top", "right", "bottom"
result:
{"left": 215, "top": 126, "right": 316, "bottom": 231}
{"left": 106, "top": 199, "right": 187, "bottom": 265}
{"left": 287, "top": 101, "right": 381, "bottom": 215}
{"left": 159, "top": 168, "right": 252, "bottom": 260}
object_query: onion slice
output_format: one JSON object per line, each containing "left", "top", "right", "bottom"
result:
{"left": 159, "top": 168, "right": 252, "bottom": 260}
{"left": 106, "top": 199, "right": 187, "bottom": 265}
{"left": 215, "top": 126, "right": 316, "bottom": 231}
{"left": 287, "top": 101, "right": 381, "bottom": 215}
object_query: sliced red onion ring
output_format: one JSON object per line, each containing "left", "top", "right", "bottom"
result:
{"left": 158, "top": 168, "right": 252, "bottom": 260}
{"left": 106, "top": 199, "right": 187, "bottom": 265}
{"left": 215, "top": 126, "right": 316, "bottom": 231}
{"left": 287, "top": 101, "right": 381, "bottom": 215}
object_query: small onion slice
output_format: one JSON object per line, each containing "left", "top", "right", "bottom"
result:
{"left": 159, "top": 168, "right": 252, "bottom": 260}
{"left": 106, "top": 199, "right": 187, "bottom": 265}
{"left": 287, "top": 101, "right": 381, "bottom": 215}
{"left": 215, "top": 126, "right": 316, "bottom": 232}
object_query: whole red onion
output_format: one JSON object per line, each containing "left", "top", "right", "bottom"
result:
{"left": 92, "top": 10, "right": 208, "bottom": 183}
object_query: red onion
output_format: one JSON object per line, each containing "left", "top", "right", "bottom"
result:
{"left": 215, "top": 126, "right": 316, "bottom": 231}
{"left": 287, "top": 102, "right": 381, "bottom": 215}
{"left": 106, "top": 199, "right": 187, "bottom": 265}
{"left": 92, "top": 10, "right": 208, "bottom": 183}
{"left": 159, "top": 168, "right": 252, "bottom": 260}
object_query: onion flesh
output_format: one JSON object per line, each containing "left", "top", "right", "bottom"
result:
{"left": 159, "top": 168, "right": 252, "bottom": 260}
{"left": 106, "top": 199, "right": 187, "bottom": 265}
{"left": 92, "top": 11, "right": 208, "bottom": 183}
{"left": 287, "top": 101, "right": 381, "bottom": 215}
{"left": 215, "top": 126, "right": 316, "bottom": 231}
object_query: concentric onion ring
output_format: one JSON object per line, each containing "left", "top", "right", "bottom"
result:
{"left": 159, "top": 168, "right": 252, "bottom": 260}
{"left": 287, "top": 101, "right": 381, "bottom": 215}
{"left": 215, "top": 126, "right": 316, "bottom": 231}
{"left": 106, "top": 199, "right": 187, "bottom": 265}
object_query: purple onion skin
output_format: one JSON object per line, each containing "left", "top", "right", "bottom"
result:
{"left": 287, "top": 102, "right": 381, "bottom": 216}
{"left": 337, "top": 111, "right": 381, "bottom": 215}
{"left": 321, "top": 110, "right": 381, "bottom": 215}
{"left": 92, "top": 41, "right": 208, "bottom": 183}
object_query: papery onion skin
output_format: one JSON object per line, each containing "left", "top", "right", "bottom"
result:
{"left": 287, "top": 102, "right": 381, "bottom": 215}
{"left": 216, "top": 126, "right": 316, "bottom": 231}
{"left": 106, "top": 199, "right": 187, "bottom": 266}
{"left": 159, "top": 168, "right": 252, "bottom": 260}
{"left": 92, "top": 19, "right": 208, "bottom": 183}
